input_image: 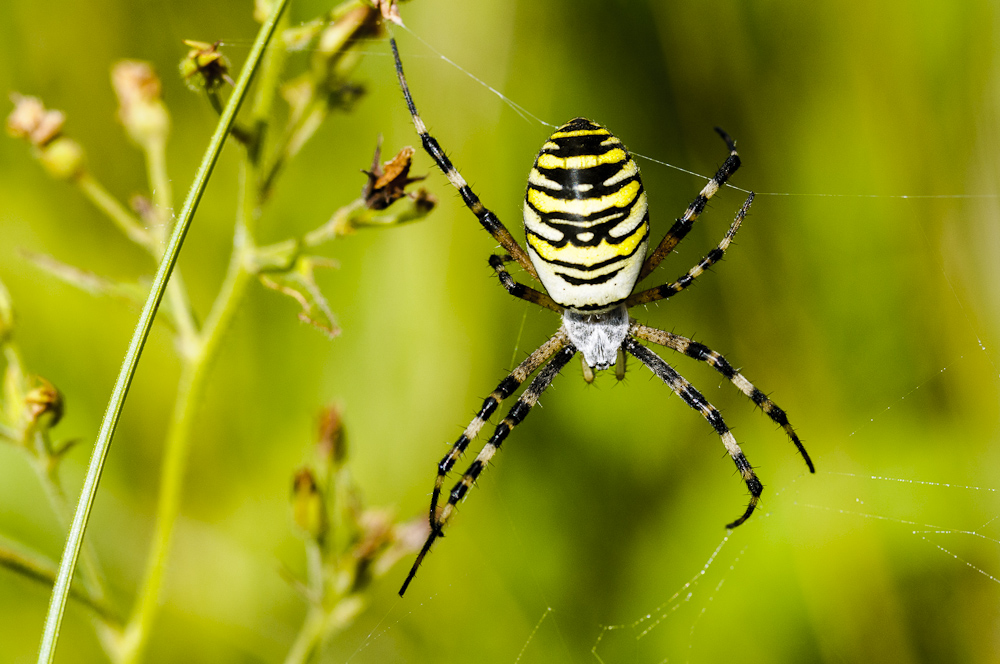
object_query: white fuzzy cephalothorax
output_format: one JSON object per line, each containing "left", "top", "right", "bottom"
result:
{"left": 562, "top": 305, "right": 630, "bottom": 369}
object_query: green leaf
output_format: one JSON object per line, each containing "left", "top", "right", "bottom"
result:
{"left": 259, "top": 255, "right": 340, "bottom": 339}
{"left": 24, "top": 251, "right": 145, "bottom": 304}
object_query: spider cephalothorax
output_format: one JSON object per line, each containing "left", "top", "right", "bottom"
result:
{"left": 390, "top": 39, "right": 814, "bottom": 597}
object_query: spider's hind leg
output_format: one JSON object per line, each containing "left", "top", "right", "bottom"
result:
{"left": 426, "top": 331, "right": 569, "bottom": 532}
{"left": 632, "top": 323, "right": 814, "bottom": 472}
{"left": 624, "top": 337, "right": 762, "bottom": 529}
{"left": 400, "top": 343, "right": 577, "bottom": 596}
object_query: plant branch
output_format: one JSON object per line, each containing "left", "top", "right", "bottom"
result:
{"left": 34, "top": 2, "right": 291, "bottom": 661}
{"left": 121, "top": 195, "right": 255, "bottom": 664}
{"left": 28, "top": 433, "right": 109, "bottom": 605}
{"left": 75, "top": 174, "right": 153, "bottom": 250}
{"left": 0, "top": 542, "right": 120, "bottom": 626}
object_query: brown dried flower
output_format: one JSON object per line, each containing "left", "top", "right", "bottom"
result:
{"left": 6, "top": 94, "right": 65, "bottom": 147}
{"left": 112, "top": 60, "right": 170, "bottom": 147}
{"left": 362, "top": 138, "right": 426, "bottom": 210}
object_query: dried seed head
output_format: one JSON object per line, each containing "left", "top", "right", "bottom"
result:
{"left": 25, "top": 376, "right": 63, "bottom": 430}
{"left": 112, "top": 60, "right": 170, "bottom": 147}
{"left": 317, "top": 404, "right": 347, "bottom": 469}
{"left": 373, "top": 0, "right": 404, "bottom": 27}
{"left": 361, "top": 138, "right": 426, "bottom": 210}
{"left": 6, "top": 94, "right": 65, "bottom": 147}
{"left": 292, "top": 467, "right": 328, "bottom": 542}
{"left": 179, "top": 40, "right": 233, "bottom": 93}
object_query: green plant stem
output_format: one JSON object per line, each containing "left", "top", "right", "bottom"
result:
{"left": 120, "top": 219, "right": 255, "bottom": 664}
{"left": 142, "top": 138, "right": 172, "bottom": 239}
{"left": 284, "top": 540, "right": 326, "bottom": 664}
{"left": 75, "top": 168, "right": 200, "bottom": 354}
{"left": 0, "top": 543, "right": 119, "bottom": 625}
{"left": 35, "top": 2, "right": 290, "bottom": 661}
{"left": 28, "top": 437, "right": 108, "bottom": 604}
{"left": 76, "top": 174, "right": 153, "bottom": 249}
{"left": 121, "top": 144, "right": 261, "bottom": 662}
{"left": 284, "top": 606, "right": 329, "bottom": 664}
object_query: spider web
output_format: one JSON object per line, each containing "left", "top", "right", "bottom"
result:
{"left": 337, "top": 25, "right": 999, "bottom": 664}
{"left": 224, "top": 19, "right": 1000, "bottom": 664}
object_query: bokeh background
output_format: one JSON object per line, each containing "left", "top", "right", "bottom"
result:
{"left": 3, "top": 0, "right": 1000, "bottom": 662}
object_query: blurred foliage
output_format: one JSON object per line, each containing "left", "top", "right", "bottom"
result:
{"left": 2, "top": 0, "right": 1000, "bottom": 663}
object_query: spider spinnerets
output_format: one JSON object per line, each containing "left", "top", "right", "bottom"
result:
{"left": 390, "top": 38, "right": 815, "bottom": 597}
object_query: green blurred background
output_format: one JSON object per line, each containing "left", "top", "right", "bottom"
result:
{"left": 3, "top": 0, "right": 1000, "bottom": 661}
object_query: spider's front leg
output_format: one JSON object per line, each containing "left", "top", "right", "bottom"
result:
{"left": 400, "top": 344, "right": 577, "bottom": 596}
{"left": 628, "top": 192, "right": 753, "bottom": 307}
{"left": 624, "top": 337, "right": 762, "bottom": 528}
{"left": 489, "top": 254, "right": 561, "bottom": 312}
{"left": 390, "top": 38, "right": 537, "bottom": 279}
{"left": 637, "top": 128, "right": 742, "bottom": 283}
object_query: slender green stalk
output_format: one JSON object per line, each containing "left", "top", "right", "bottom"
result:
{"left": 35, "top": 2, "right": 290, "bottom": 661}
{"left": 142, "top": 132, "right": 201, "bottom": 357}
{"left": 120, "top": 179, "right": 255, "bottom": 663}
{"left": 76, "top": 166, "right": 200, "bottom": 354}
{"left": 28, "top": 440, "right": 108, "bottom": 604}
{"left": 284, "top": 607, "right": 328, "bottom": 664}
{"left": 76, "top": 174, "right": 153, "bottom": 250}
{"left": 284, "top": 541, "right": 327, "bottom": 664}
{"left": 0, "top": 544, "right": 119, "bottom": 625}
{"left": 142, "top": 138, "right": 172, "bottom": 238}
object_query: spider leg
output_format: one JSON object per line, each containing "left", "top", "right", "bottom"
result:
{"left": 631, "top": 323, "right": 814, "bottom": 472}
{"left": 400, "top": 344, "right": 577, "bottom": 596}
{"left": 390, "top": 38, "right": 538, "bottom": 279}
{"left": 637, "top": 128, "right": 742, "bottom": 283}
{"left": 489, "top": 254, "right": 562, "bottom": 312}
{"left": 425, "top": 331, "right": 569, "bottom": 534}
{"left": 623, "top": 337, "right": 762, "bottom": 529}
{"left": 628, "top": 193, "right": 753, "bottom": 307}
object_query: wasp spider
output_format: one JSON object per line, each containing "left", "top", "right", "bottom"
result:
{"left": 391, "top": 39, "right": 814, "bottom": 596}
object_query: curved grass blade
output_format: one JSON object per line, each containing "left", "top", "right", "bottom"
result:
{"left": 35, "top": 1, "right": 291, "bottom": 661}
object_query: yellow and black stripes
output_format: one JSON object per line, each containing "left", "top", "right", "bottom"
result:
{"left": 637, "top": 128, "right": 741, "bottom": 283}
{"left": 632, "top": 323, "right": 815, "bottom": 473}
{"left": 628, "top": 192, "right": 753, "bottom": 307}
{"left": 400, "top": 342, "right": 577, "bottom": 596}
{"left": 624, "top": 337, "right": 762, "bottom": 529}
{"left": 524, "top": 118, "right": 649, "bottom": 310}
{"left": 390, "top": 37, "right": 538, "bottom": 279}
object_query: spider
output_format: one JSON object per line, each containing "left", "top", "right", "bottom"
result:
{"left": 390, "top": 38, "right": 815, "bottom": 597}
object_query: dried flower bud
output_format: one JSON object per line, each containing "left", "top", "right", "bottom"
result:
{"left": 112, "top": 60, "right": 170, "bottom": 148}
{"left": 179, "top": 40, "right": 233, "bottom": 93}
{"left": 25, "top": 376, "right": 63, "bottom": 431}
{"left": 372, "top": 0, "right": 404, "bottom": 27}
{"left": 373, "top": 515, "right": 431, "bottom": 577}
{"left": 317, "top": 404, "right": 347, "bottom": 469}
{"left": 37, "top": 137, "right": 86, "bottom": 181}
{"left": 316, "top": 6, "right": 380, "bottom": 59}
{"left": 292, "top": 467, "right": 328, "bottom": 542}
{"left": 362, "top": 138, "right": 426, "bottom": 210}
{"left": 7, "top": 94, "right": 65, "bottom": 147}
